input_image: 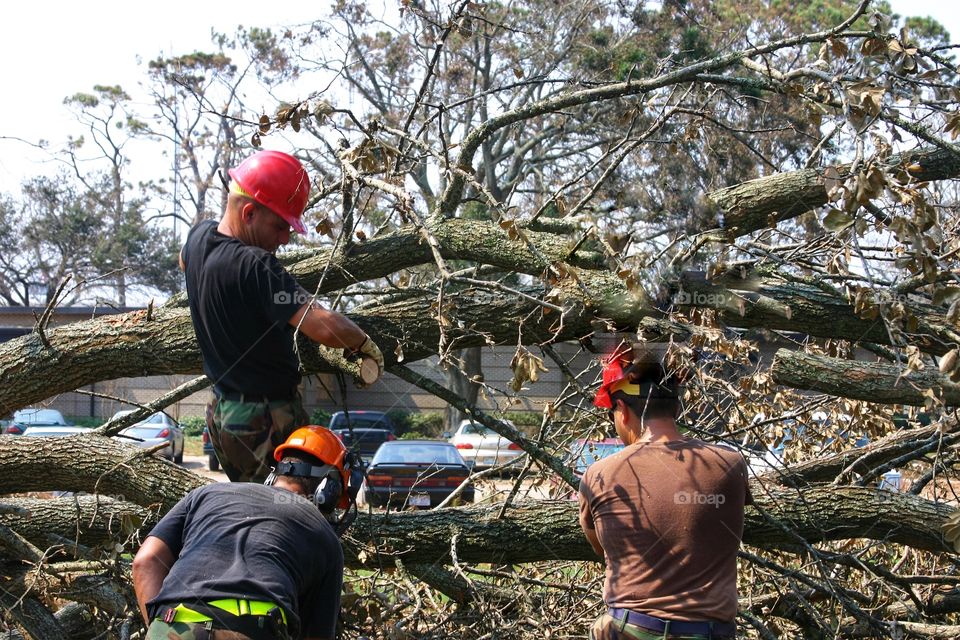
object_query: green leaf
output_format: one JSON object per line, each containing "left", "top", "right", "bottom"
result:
{"left": 823, "top": 209, "right": 854, "bottom": 232}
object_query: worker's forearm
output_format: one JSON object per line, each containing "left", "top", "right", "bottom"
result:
{"left": 132, "top": 558, "right": 169, "bottom": 625}
{"left": 292, "top": 304, "right": 367, "bottom": 349}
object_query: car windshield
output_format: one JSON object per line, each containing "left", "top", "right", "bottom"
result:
{"left": 119, "top": 426, "right": 167, "bottom": 438}
{"left": 111, "top": 410, "right": 168, "bottom": 425}
{"left": 337, "top": 417, "right": 389, "bottom": 429}
{"left": 332, "top": 414, "right": 389, "bottom": 429}
{"left": 13, "top": 409, "right": 66, "bottom": 425}
{"left": 374, "top": 443, "right": 464, "bottom": 465}
{"left": 461, "top": 422, "right": 496, "bottom": 436}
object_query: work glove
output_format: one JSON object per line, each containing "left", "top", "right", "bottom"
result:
{"left": 351, "top": 336, "right": 384, "bottom": 384}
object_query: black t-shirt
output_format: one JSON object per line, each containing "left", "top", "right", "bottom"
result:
{"left": 147, "top": 483, "right": 343, "bottom": 639}
{"left": 182, "top": 220, "right": 307, "bottom": 396}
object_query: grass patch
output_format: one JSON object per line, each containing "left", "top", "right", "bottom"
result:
{"left": 184, "top": 435, "right": 204, "bottom": 457}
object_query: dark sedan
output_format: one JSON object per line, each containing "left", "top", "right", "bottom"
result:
{"left": 364, "top": 440, "right": 474, "bottom": 508}
{"left": 329, "top": 411, "right": 397, "bottom": 459}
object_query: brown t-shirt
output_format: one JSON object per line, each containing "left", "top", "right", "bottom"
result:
{"left": 578, "top": 439, "right": 752, "bottom": 622}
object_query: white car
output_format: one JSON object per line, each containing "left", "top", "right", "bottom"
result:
{"left": 448, "top": 419, "right": 523, "bottom": 471}
{"left": 109, "top": 410, "right": 185, "bottom": 463}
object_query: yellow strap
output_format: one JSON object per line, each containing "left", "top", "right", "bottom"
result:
{"left": 170, "top": 599, "right": 287, "bottom": 626}
{"left": 229, "top": 181, "right": 252, "bottom": 198}
{"left": 171, "top": 604, "right": 213, "bottom": 623}
{"left": 611, "top": 380, "right": 641, "bottom": 396}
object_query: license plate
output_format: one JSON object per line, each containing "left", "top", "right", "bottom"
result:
{"left": 409, "top": 493, "right": 430, "bottom": 507}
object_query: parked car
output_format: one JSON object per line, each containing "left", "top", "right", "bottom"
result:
{"left": 554, "top": 437, "right": 625, "bottom": 499}
{"left": 329, "top": 411, "right": 397, "bottom": 459}
{"left": 202, "top": 426, "right": 220, "bottom": 471}
{"left": 364, "top": 440, "right": 474, "bottom": 508}
{"left": 110, "top": 410, "right": 185, "bottom": 463}
{"left": 4, "top": 408, "right": 71, "bottom": 435}
{"left": 22, "top": 426, "right": 92, "bottom": 437}
{"left": 448, "top": 419, "right": 523, "bottom": 471}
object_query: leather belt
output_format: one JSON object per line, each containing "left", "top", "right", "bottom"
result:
{"left": 608, "top": 607, "right": 736, "bottom": 637}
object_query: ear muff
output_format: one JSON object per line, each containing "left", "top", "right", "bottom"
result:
{"left": 312, "top": 468, "right": 343, "bottom": 513}
{"left": 344, "top": 451, "right": 364, "bottom": 504}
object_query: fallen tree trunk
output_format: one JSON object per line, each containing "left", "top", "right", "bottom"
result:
{"left": 3, "top": 437, "right": 955, "bottom": 562}
{"left": 677, "top": 270, "right": 957, "bottom": 356}
{"left": 0, "top": 434, "right": 208, "bottom": 511}
{"left": 710, "top": 146, "right": 960, "bottom": 238}
{"left": 0, "top": 264, "right": 651, "bottom": 412}
{"left": 771, "top": 349, "right": 960, "bottom": 406}
{"left": 0, "top": 496, "right": 154, "bottom": 551}
{"left": 765, "top": 418, "right": 960, "bottom": 486}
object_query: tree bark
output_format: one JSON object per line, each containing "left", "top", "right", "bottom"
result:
{"left": 0, "top": 434, "right": 208, "bottom": 511}
{"left": 709, "top": 147, "right": 960, "bottom": 238}
{"left": 0, "top": 496, "right": 154, "bottom": 551}
{"left": 771, "top": 349, "right": 960, "bottom": 406}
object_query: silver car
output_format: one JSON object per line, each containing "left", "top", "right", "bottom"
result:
{"left": 448, "top": 419, "right": 523, "bottom": 471}
{"left": 111, "top": 410, "right": 185, "bottom": 463}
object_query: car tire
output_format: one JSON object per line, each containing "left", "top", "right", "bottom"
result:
{"left": 174, "top": 446, "right": 183, "bottom": 465}
{"left": 208, "top": 453, "right": 220, "bottom": 472}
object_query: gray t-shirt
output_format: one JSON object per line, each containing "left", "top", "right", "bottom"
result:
{"left": 147, "top": 482, "right": 343, "bottom": 638}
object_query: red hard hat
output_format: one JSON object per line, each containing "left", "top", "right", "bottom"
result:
{"left": 274, "top": 426, "right": 350, "bottom": 509}
{"left": 594, "top": 346, "right": 632, "bottom": 409}
{"left": 228, "top": 150, "right": 310, "bottom": 234}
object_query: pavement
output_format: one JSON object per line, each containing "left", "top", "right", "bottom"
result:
{"left": 181, "top": 454, "right": 228, "bottom": 482}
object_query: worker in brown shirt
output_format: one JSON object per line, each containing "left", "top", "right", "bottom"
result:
{"left": 579, "top": 344, "right": 751, "bottom": 640}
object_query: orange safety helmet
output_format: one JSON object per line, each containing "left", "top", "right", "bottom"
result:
{"left": 228, "top": 150, "right": 310, "bottom": 234}
{"left": 274, "top": 426, "right": 351, "bottom": 509}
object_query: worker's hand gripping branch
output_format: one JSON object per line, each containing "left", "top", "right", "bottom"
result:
{"left": 347, "top": 335, "right": 384, "bottom": 384}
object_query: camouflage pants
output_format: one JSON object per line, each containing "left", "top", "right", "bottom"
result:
{"left": 207, "top": 395, "right": 308, "bottom": 483}
{"left": 590, "top": 613, "right": 734, "bottom": 640}
{"left": 145, "top": 620, "right": 253, "bottom": 639}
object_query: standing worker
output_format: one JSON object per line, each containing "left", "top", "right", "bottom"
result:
{"left": 181, "top": 149, "right": 384, "bottom": 482}
{"left": 579, "top": 344, "right": 752, "bottom": 640}
{"left": 133, "top": 426, "right": 361, "bottom": 640}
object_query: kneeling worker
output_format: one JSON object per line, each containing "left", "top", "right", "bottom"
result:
{"left": 579, "top": 344, "right": 752, "bottom": 640}
{"left": 133, "top": 426, "right": 362, "bottom": 640}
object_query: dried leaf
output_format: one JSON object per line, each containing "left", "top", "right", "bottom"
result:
{"left": 258, "top": 114, "right": 271, "bottom": 134}
{"left": 355, "top": 229, "right": 367, "bottom": 242}
{"left": 314, "top": 217, "right": 335, "bottom": 238}
{"left": 939, "top": 349, "right": 958, "bottom": 375}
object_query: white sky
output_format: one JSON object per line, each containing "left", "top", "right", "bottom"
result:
{"left": 0, "top": 1, "right": 327, "bottom": 194}
{"left": 0, "top": 1, "right": 956, "bottom": 197}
